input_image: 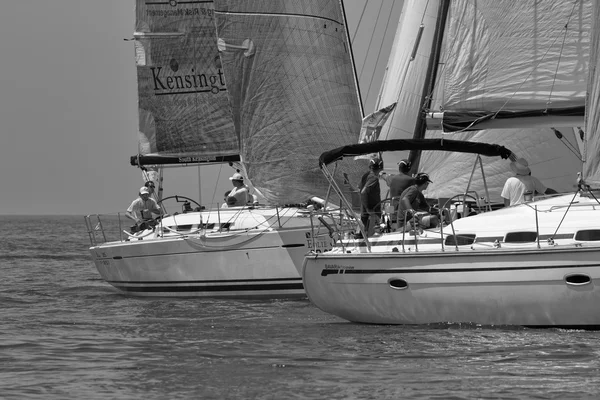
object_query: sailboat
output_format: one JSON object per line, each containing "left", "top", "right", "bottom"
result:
{"left": 301, "top": 0, "right": 600, "bottom": 328}
{"left": 84, "top": 0, "right": 367, "bottom": 297}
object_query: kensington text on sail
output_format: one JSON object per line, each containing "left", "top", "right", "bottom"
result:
{"left": 150, "top": 67, "right": 225, "bottom": 95}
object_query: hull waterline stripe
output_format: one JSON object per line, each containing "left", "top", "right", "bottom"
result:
{"left": 107, "top": 277, "right": 302, "bottom": 284}
{"left": 320, "top": 263, "right": 600, "bottom": 276}
{"left": 112, "top": 282, "right": 304, "bottom": 293}
{"left": 99, "top": 243, "right": 303, "bottom": 260}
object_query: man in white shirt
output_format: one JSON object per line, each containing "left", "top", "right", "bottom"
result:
{"left": 501, "top": 158, "right": 557, "bottom": 206}
{"left": 226, "top": 172, "right": 250, "bottom": 206}
{"left": 126, "top": 186, "right": 163, "bottom": 231}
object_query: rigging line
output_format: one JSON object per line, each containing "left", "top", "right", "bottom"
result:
{"left": 363, "top": 0, "right": 397, "bottom": 112}
{"left": 549, "top": 190, "right": 579, "bottom": 239}
{"left": 493, "top": 2, "right": 579, "bottom": 118}
{"left": 350, "top": 0, "right": 369, "bottom": 45}
{"left": 357, "top": 0, "right": 385, "bottom": 84}
{"left": 551, "top": 128, "right": 584, "bottom": 161}
{"left": 546, "top": 1, "right": 579, "bottom": 110}
{"left": 420, "top": 0, "right": 432, "bottom": 25}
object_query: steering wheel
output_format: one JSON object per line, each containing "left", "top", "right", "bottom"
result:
{"left": 441, "top": 194, "right": 481, "bottom": 217}
{"left": 157, "top": 195, "right": 203, "bottom": 215}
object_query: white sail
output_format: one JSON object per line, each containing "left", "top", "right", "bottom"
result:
{"left": 582, "top": 1, "right": 600, "bottom": 184}
{"left": 440, "top": 0, "right": 589, "bottom": 116}
{"left": 378, "top": 0, "right": 590, "bottom": 202}
{"left": 214, "top": 0, "right": 367, "bottom": 205}
{"left": 376, "top": 0, "right": 442, "bottom": 172}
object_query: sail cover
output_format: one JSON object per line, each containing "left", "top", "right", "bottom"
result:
{"left": 213, "top": 0, "right": 366, "bottom": 204}
{"left": 134, "top": 0, "right": 238, "bottom": 162}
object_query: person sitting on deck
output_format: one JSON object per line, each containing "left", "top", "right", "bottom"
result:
{"left": 397, "top": 172, "right": 439, "bottom": 230}
{"left": 226, "top": 172, "right": 250, "bottom": 207}
{"left": 125, "top": 186, "right": 164, "bottom": 232}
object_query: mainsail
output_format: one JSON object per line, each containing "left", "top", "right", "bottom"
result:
{"left": 375, "top": 0, "right": 590, "bottom": 203}
{"left": 133, "top": 1, "right": 239, "bottom": 165}
{"left": 582, "top": 1, "right": 600, "bottom": 184}
{"left": 430, "top": 0, "right": 590, "bottom": 132}
{"left": 213, "top": 0, "right": 366, "bottom": 205}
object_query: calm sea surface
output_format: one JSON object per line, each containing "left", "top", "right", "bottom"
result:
{"left": 2, "top": 215, "right": 600, "bottom": 399}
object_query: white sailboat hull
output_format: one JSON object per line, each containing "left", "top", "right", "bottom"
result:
{"left": 304, "top": 248, "right": 600, "bottom": 327}
{"left": 302, "top": 195, "right": 600, "bottom": 328}
{"left": 88, "top": 208, "right": 333, "bottom": 298}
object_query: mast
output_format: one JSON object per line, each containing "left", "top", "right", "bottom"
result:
{"left": 341, "top": 0, "right": 365, "bottom": 117}
{"left": 409, "top": 0, "right": 449, "bottom": 172}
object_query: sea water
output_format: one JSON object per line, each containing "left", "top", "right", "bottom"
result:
{"left": 2, "top": 215, "right": 600, "bottom": 399}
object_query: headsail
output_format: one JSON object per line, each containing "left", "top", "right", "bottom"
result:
{"left": 213, "top": 0, "right": 366, "bottom": 205}
{"left": 133, "top": 0, "right": 239, "bottom": 165}
{"left": 375, "top": 0, "right": 444, "bottom": 172}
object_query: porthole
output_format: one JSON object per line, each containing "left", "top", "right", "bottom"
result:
{"left": 445, "top": 234, "right": 476, "bottom": 246}
{"left": 565, "top": 273, "right": 591, "bottom": 286}
{"left": 505, "top": 231, "right": 537, "bottom": 243}
{"left": 575, "top": 230, "right": 600, "bottom": 241}
{"left": 388, "top": 278, "right": 408, "bottom": 290}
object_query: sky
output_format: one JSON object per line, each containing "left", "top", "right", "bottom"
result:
{"left": 0, "top": 0, "right": 400, "bottom": 215}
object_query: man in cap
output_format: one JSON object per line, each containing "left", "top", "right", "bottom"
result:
{"left": 226, "top": 172, "right": 250, "bottom": 207}
{"left": 501, "top": 158, "right": 557, "bottom": 206}
{"left": 381, "top": 159, "right": 416, "bottom": 222}
{"left": 398, "top": 172, "right": 439, "bottom": 229}
{"left": 125, "top": 186, "right": 164, "bottom": 232}
{"left": 356, "top": 157, "right": 384, "bottom": 237}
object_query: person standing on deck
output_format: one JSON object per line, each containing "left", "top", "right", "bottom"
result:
{"left": 501, "top": 158, "right": 558, "bottom": 206}
{"left": 356, "top": 157, "right": 384, "bottom": 238}
{"left": 381, "top": 159, "right": 416, "bottom": 223}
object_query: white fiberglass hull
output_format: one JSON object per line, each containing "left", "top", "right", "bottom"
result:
{"left": 302, "top": 194, "right": 600, "bottom": 328}
{"left": 89, "top": 208, "right": 333, "bottom": 298}
{"left": 303, "top": 247, "right": 600, "bottom": 328}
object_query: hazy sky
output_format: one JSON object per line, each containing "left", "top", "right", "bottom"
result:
{"left": 0, "top": 0, "right": 400, "bottom": 215}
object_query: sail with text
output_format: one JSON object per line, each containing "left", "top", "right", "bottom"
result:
{"left": 131, "top": 0, "right": 239, "bottom": 166}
